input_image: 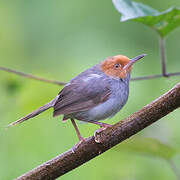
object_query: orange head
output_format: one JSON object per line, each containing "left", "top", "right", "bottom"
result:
{"left": 101, "top": 54, "right": 146, "bottom": 79}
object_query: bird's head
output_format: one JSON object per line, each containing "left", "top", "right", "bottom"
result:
{"left": 101, "top": 54, "right": 146, "bottom": 79}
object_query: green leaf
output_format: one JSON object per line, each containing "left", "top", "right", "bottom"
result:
{"left": 113, "top": 0, "right": 180, "bottom": 37}
{"left": 116, "top": 137, "right": 177, "bottom": 160}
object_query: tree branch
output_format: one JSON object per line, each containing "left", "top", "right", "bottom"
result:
{"left": 0, "top": 66, "right": 66, "bottom": 86}
{"left": 15, "top": 82, "right": 180, "bottom": 180}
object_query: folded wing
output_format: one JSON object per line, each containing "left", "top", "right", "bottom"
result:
{"left": 53, "top": 75, "right": 111, "bottom": 116}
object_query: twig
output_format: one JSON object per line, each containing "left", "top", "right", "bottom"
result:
{"left": 167, "top": 160, "right": 180, "bottom": 180}
{"left": 0, "top": 66, "right": 66, "bottom": 86}
{"left": 131, "top": 72, "right": 180, "bottom": 81}
{"left": 159, "top": 37, "right": 168, "bottom": 77}
{"left": 15, "top": 82, "right": 180, "bottom": 180}
{"left": 1, "top": 66, "right": 180, "bottom": 85}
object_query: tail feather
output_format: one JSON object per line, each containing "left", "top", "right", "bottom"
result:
{"left": 7, "top": 96, "right": 58, "bottom": 128}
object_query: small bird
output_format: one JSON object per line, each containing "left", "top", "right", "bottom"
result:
{"left": 8, "top": 54, "right": 146, "bottom": 142}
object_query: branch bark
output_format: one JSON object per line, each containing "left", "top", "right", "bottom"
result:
{"left": 15, "top": 82, "right": 180, "bottom": 180}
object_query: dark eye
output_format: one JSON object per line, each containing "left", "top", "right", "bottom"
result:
{"left": 114, "top": 63, "right": 121, "bottom": 69}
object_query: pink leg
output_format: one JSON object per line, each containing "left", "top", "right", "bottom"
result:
{"left": 71, "top": 119, "right": 85, "bottom": 152}
{"left": 71, "top": 118, "right": 84, "bottom": 141}
{"left": 89, "top": 121, "right": 112, "bottom": 128}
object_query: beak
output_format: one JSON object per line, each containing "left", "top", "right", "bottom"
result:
{"left": 123, "top": 54, "right": 147, "bottom": 70}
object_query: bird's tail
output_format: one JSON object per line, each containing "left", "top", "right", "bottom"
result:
{"left": 7, "top": 96, "right": 58, "bottom": 128}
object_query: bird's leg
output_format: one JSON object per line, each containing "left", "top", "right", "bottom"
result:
{"left": 71, "top": 119, "right": 85, "bottom": 152}
{"left": 71, "top": 118, "right": 84, "bottom": 142}
{"left": 90, "top": 121, "right": 112, "bottom": 128}
{"left": 71, "top": 118, "right": 87, "bottom": 153}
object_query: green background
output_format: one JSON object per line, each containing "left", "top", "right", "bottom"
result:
{"left": 0, "top": 0, "right": 180, "bottom": 179}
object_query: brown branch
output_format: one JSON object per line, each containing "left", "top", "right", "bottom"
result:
{"left": 0, "top": 66, "right": 66, "bottom": 86}
{"left": 15, "top": 82, "right": 180, "bottom": 180}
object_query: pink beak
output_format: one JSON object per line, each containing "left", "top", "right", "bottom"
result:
{"left": 123, "top": 54, "right": 147, "bottom": 70}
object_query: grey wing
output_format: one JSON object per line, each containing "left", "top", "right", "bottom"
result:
{"left": 53, "top": 75, "right": 111, "bottom": 116}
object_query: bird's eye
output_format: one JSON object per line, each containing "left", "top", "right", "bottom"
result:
{"left": 114, "top": 63, "right": 121, "bottom": 69}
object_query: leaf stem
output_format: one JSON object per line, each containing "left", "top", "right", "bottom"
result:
{"left": 159, "top": 37, "right": 168, "bottom": 77}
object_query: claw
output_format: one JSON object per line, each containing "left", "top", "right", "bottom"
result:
{"left": 94, "top": 124, "right": 112, "bottom": 143}
{"left": 71, "top": 138, "right": 85, "bottom": 153}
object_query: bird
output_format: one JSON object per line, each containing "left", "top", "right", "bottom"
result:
{"left": 8, "top": 54, "right": 146, "bottom": 142}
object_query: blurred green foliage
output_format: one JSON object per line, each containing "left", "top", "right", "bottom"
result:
{"left": 116, "top": 137, "right": 177, "bottom": 160}
{"left": 113, "top": 0, "right": 180, "bottom": 37}
{"left": 0, "top": 0, "right": 180, "bottom": 180}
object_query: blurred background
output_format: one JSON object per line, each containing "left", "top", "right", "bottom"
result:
{"left": 0, "top": 0, "right": 180, "bottom": 179}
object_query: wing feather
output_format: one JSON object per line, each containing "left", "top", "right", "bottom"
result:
{"left": 53, "top": 73, "right": 111, "bottom": 117}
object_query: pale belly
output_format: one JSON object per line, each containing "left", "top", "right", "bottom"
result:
{"left": 74, "top": 87, "right": 129, "bottom": 122}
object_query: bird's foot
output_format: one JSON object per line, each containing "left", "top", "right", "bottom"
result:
{"left": 90, "top": 121, "right": 112, "bottom": 129}
{"left": 71, "top": 137, "right": 85, "bottom": 153}
{"left": 93, "top": 122, "right": 112, "bottom": 143}
{"left": 99, "top": 122, "right": 112, "bottom": 129}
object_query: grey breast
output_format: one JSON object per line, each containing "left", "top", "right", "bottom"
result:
{"left": 73, "top": 73, "right": 130, "bottom": 122}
